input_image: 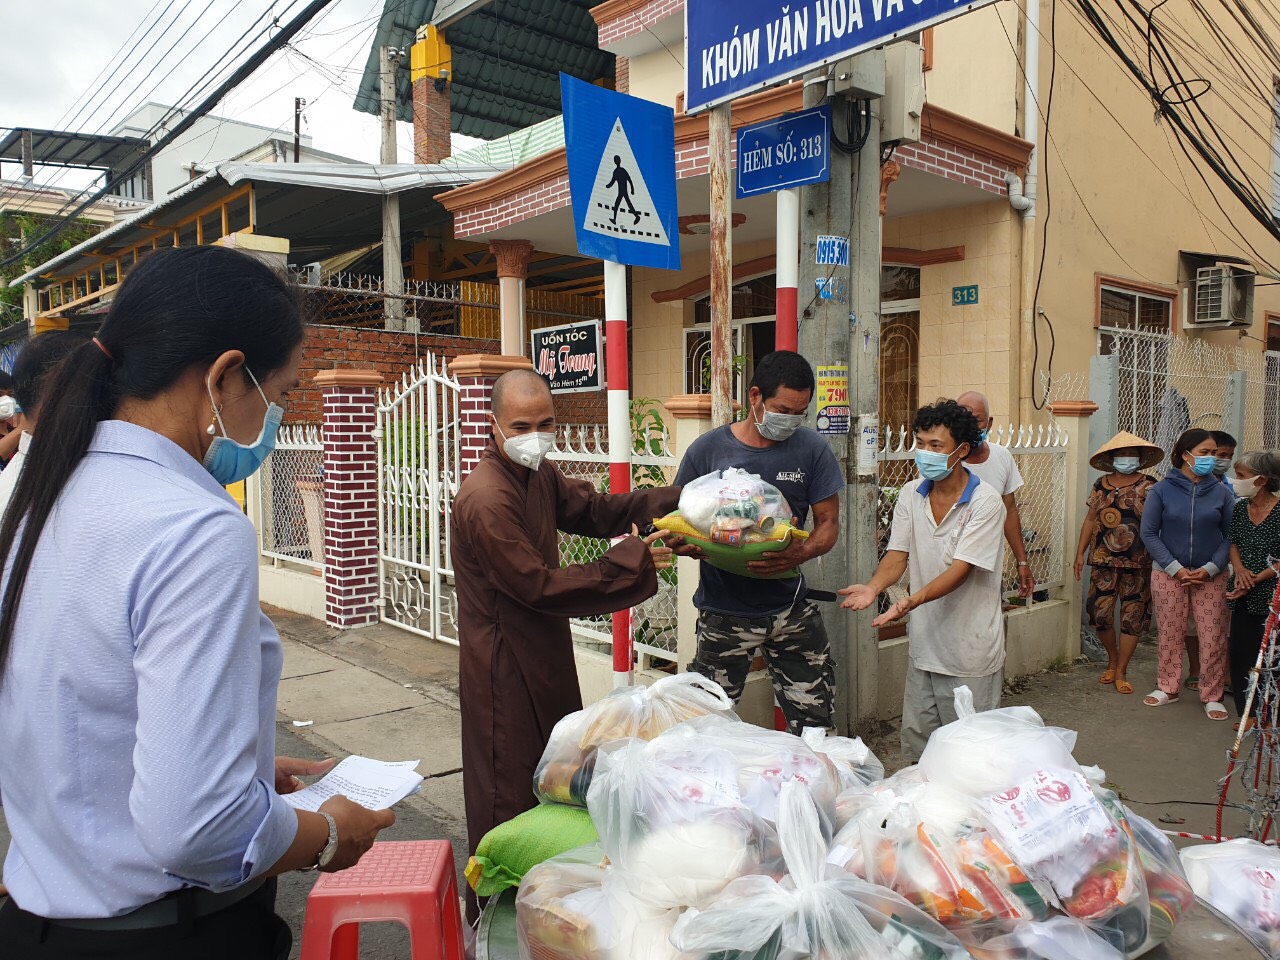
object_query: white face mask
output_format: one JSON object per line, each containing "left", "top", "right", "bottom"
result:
{"left": 1231, "top": 475, "right": 1264, "bottom": 499}
{"left": 495, "top": 423, "right": 555, "bottom": 470}
{"left": 753, "top": 402, "right": 804, "bottom": 442}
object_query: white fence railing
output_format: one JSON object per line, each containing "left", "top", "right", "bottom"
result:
{"left": 259, "top": 424, "right": 324, "bottom": 570}
{"left": 548, "top": 415, "right": 680, "bottom": 667}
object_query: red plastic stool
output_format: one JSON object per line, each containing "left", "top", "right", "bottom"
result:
{"left": 299, "top": 840, "right": 465, "bottom": 960}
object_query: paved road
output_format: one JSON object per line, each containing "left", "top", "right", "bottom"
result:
{"left": 0, "top": 725, "right": 462, "bottom": 960}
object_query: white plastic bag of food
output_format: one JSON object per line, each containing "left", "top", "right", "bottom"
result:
{"left": 1181, "top": 838, "right": 1280, "bottom": 959}
{"left": 918, "top": 686, "right": 1080, "bottom": 798}
{"left": 534, "top": 673, "right": 736, "bottom": 806}
{"left": 585, "top": 715, "right": 839, "bottom": 911}
{"left": 962, "top": 916, "right": 1126, "bottom": 960}
{"left": 801, "top": 726, "right": 885, "bottom": 792}
{"left": 516, "top": 845, "right": 615, "bottom": 960}
{"left": 677, "top": 467, "right": 792, "bottom": 540}
{"left": 516, "top": 844, "right": 693, "bottom": 960}
{"left": 670, "top": 782, "right": 972, "bottom": 960}
{"left": 585, "top": 732, "right": 777, "bottom": 910}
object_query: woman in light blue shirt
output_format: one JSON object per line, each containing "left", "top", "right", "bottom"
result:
{"left": 0, "top": 247, "right": 394, "bottom": 959}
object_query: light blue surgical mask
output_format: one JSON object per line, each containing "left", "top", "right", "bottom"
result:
{"left": 1189, "top": 454, "right": 1217, "bottom": 478}
{"left": 202, "top": 368, "right": 283, "bottom": 486}
{"left": 1112, "top": 456, "right": 1140, "bottom": 475}
{"left": 979, "top": 428, "right": 989, "bottom": 443}
{"left": 916, "top": 448, "right": 960, "bottom": 482}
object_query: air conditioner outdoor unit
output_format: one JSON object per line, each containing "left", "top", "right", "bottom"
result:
{"left": 1189, "top": 263, "right": 1254, "bottom": 329}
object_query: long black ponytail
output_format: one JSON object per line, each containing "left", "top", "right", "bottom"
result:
{"left": 0, "top": 245, "right": 305, "bottom": 678}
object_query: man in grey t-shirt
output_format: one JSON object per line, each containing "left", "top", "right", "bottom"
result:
{"left": 674, "top": 351, "right": 844, "bottom": 732}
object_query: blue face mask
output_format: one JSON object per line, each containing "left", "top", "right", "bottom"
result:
{"left": 1189, "top": 454, "right": 1217, "bottom": 478}
{"left": 916, "top": 448, "right": 960, "bottom": 481}
{"left": 1112, "top": 456, "right": 1140, "bottom": 475}
{"left": 979, "top": 428, "right": 989, "bottom": 443}
{"left": 202, "top": 368, "right": 283, "bottom": 486}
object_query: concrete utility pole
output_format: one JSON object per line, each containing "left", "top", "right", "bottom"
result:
{"left": 380, "top": 45, "right": 406, "bottom": 332}
{"left": 708, "top": 102, "right": 734, "bottom": 427}
{"left": 294, "top": 97, "right": 306, "bottom": 162}
{"left": 797, "top": 53, "right": 884, "bottom": 737}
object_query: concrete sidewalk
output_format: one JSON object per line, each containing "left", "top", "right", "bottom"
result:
{"left": 267, "top": 605, "right": 468, "bottom": 851}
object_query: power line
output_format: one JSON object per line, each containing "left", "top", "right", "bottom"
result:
{"left": 0, "top": 0, "right": 339, "bottom": 272}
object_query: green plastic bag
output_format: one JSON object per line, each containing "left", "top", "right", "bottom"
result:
{"left": 465, "top": 802, "right": 599, "bottom": 897}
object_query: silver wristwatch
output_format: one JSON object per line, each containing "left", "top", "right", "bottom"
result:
{"left": 311, "top": 812, "right": 339, "bottom": 871}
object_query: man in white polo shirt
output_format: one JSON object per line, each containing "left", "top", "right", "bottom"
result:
{"left": 957, "top": 390, "right": 1034, "bottom": 598}
{"left": 839, "top": 399, "right": 1007, "bottom": 760}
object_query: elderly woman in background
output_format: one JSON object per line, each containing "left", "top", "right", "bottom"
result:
{"left": 1226, "top": 450, "right": 1280, "bottom": 730}
{"left": 1140, "top": 428, "right": 1236, "bottom": 719}
{"left": 1074, "top": 432, "right": 1163, "bottom": 695}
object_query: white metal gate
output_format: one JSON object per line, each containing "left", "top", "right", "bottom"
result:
{"left": 376, "top": 355, "right": 462, "bottom": 645}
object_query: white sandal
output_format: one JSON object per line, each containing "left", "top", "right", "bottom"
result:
{"left": 1204, "top": 701, "right": 1228, "bottom": 721}
{"left": 1144, "top": 690, "right": 1179, "bottom": 707}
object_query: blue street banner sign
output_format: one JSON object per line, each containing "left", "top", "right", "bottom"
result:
{"left": 562, "top": 74, "right": 681, "bottom": 270}
{"left": 815, "top": 234, "right": 849, "bottom": 266}
{"left": 686, "top": 0, "right": 999, "bottom": 113}
{"left": 736, "top": 105, "right": 831, "bottom": 199}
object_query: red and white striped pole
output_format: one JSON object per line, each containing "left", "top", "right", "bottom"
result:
{"left": 605, "top": 259, "right": 633, "bottom": 688}
{"left": 775, "top": 187, "right": 800, "bottom": 352}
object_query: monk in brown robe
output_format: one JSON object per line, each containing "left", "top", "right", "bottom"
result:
{"left": 451, "top": 370, "right": 679, "bottom": 919}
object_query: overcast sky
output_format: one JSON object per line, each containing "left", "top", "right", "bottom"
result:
{"left": 1, "top": 0, "right": 480, "bottom": 191}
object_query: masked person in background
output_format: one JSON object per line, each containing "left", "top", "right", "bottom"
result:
{"left": 1140, "top": 428, "right": 1235, "bottom": 719}
{"left": 673, "top": 351, "right": 844, "bottom": 734}
{"left": 451, "top": 368, "right": 679, "bottom": 922}
{"left": 840, "top": 399, "right": 1006, "bottom": 761}
{"left": 1183, "top": 430, "right": 1239, "bottom": 691}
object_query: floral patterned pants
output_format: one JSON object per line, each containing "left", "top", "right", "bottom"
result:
{"left": 1150, "top": 569, "right": 1229, "bottom": 703}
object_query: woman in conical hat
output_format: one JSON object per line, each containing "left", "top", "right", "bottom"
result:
{"left": 1073, "top": 432, "right": 1163, "bottom": 694}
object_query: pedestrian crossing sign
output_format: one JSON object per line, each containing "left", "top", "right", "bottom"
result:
{"left": 562, "top": 74, "right": 681, "bottom": 270}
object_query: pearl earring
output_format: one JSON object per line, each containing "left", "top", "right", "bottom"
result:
{"left": 206, "top": 403, "right": 220, "bottom": 435}
{"left": 207, "top": 422, "right": 217, "bottom": 435}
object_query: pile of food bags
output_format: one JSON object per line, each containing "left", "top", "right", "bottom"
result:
{"left": 1181, "top": 838, "right": 1280, "bottom": 958}
{"left": 513, "top": 679, "right": 1192, "bottom": 959}
{"left": 653, "top": 469, "right": 810, "bottom": 578}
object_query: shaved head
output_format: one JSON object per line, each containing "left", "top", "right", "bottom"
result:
{"left": 956, "top": 391, "right": 991, "bottom": 425}
{"left": 492, "top": 369, "right": 553, "bottom": 420}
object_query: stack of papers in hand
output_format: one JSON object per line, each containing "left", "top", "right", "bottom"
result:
{"left": 282, "top": 756, "right": 424, "bottom": 812}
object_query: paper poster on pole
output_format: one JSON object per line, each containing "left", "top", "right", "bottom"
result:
{"left": 857, "top": 415, "right": 879, "bottom": 476}
{"left": 815, "top": 364, "right": 849, "bottom": 436}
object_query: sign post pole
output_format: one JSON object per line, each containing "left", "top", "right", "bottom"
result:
{"left": 709, "top": 103, "right": 734, "bottom": 428}
{"left": 776, "top": 188, "right": 800, "bottom": 351}
{"left": 605, "top": 259, "right": 633, "bottom": 688}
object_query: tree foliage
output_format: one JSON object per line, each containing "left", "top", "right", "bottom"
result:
{"left": 0, "top": 213, "right": 102, "bottom": 328}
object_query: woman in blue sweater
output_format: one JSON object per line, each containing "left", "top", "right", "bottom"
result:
{"left": 1140, "top": 428, "right": 1236, "bottom": 719}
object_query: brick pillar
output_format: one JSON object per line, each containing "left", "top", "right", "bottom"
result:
{"left": 490, "top": 240, "right": 535, "bottom": 356}
{"left": 452, "top": 354, "right": 534, "bottom": 479}
{"left": 316, "top": 369, "right": 384, "bottom": 629}
{"left": 411, "top": 26, "right": 452, "bottom": 165}
{"left": 1048, "top": 400, "right": 1099, "bottom": 659}
{"left": 615, "top": 55, "right": 630, "bottom": 94}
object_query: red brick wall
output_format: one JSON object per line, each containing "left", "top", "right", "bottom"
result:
{"left": 615, "top": 55, "right": 630, "bottom": 94}
{"left": 292, "top": 324, "right": 499, "bottom": 423}
{"left": 413, "top": 77, "right": 452, "bottom": 165}
{"left": 893, "top": 141, "right": 1010, "bottom": 196}
{"left": 596, "top": 0, "right": 684, "bottom": 48}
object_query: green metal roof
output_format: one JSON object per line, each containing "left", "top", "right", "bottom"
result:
{"left": 353, "top": 0, "right": 613, "bottom": 141}
{"left": 450, "top": 113, "right": 563, "bottom": 167}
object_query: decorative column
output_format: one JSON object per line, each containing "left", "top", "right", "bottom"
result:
{"left": 452, "top": 354, "right": 534, "bottom": 480}
{"left": 316, "top": 369, "right": 383, "bottom": 630}
{"left": 489, "top": 240, "right": 535, "bottom": 356}
{"left": 1048, "top": 400, "right": 1099, "bottom": 659}
{"left": 664, "top": 395, "right": 715, "bottom": 669}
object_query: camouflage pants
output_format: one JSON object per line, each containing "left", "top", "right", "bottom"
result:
{"left": 692, "top": 601, "right": 835, "bottom": 734}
